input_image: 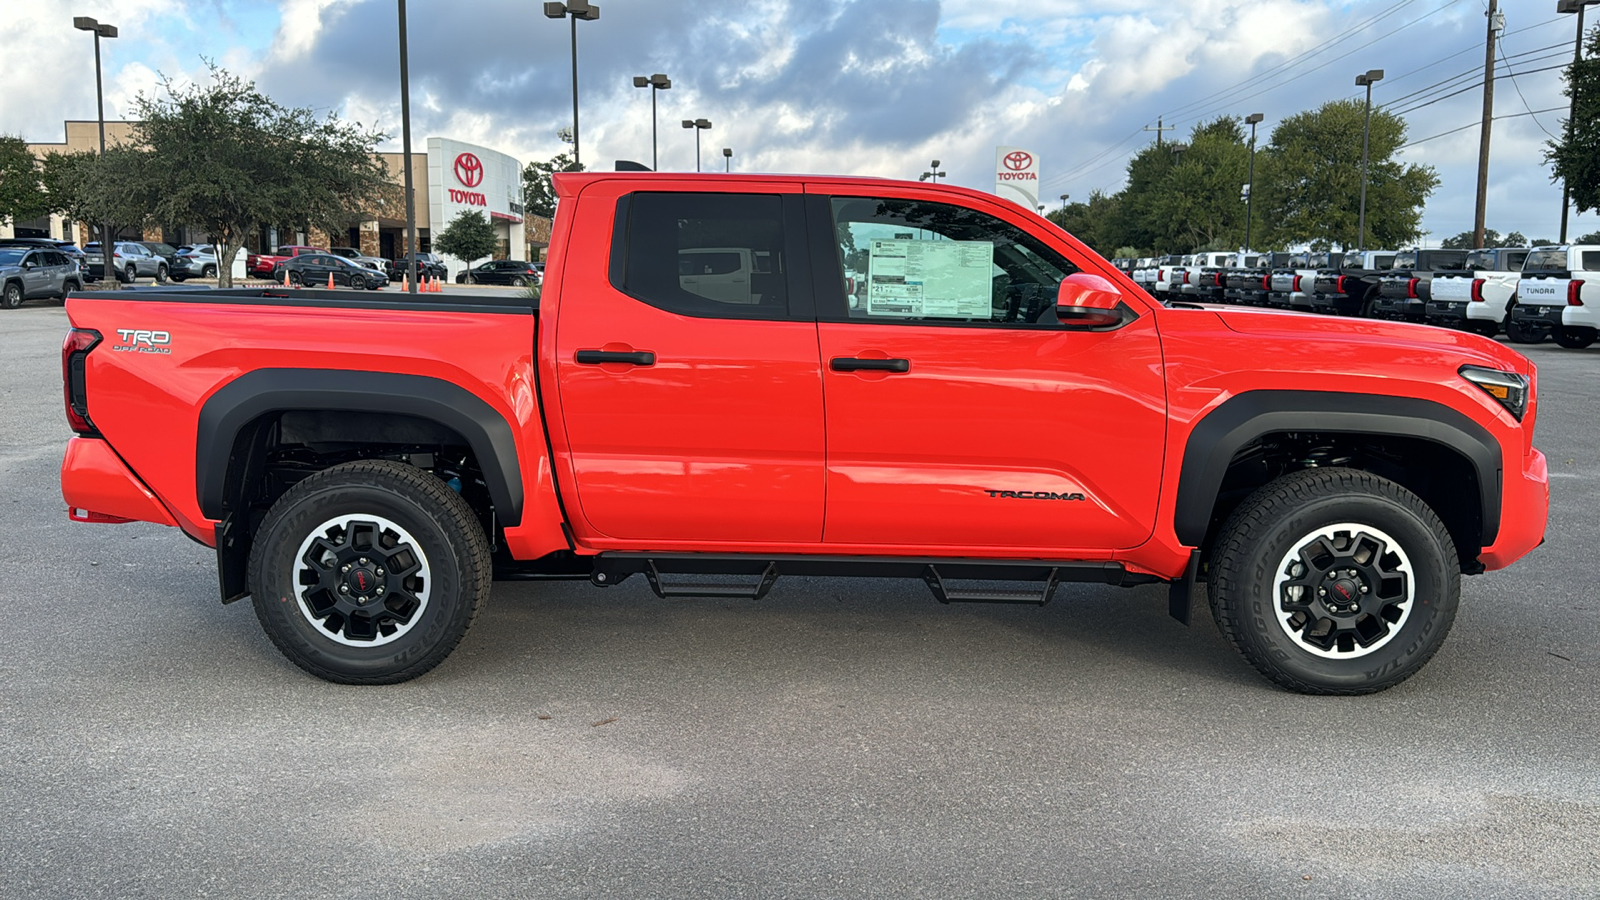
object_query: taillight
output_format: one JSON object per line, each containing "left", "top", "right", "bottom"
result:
{"left": 1470, "top": 278, "right": 1486, "bottom": 302}
{"left": 1213, "top": 272, "right": 1223, "bottom": 287}
{"left": 1261, "top": 274, "right": 1271, "bottom": 290}
{"left": 62, "top": 328, "right": 101, "bottom": 435}
{"left": 1336, "top": 275, "right": 1348, "bottom": 294}
{"left": 1406, "top": 277, "right": 1420, "bottom": 299}
{"left": 1571, "top": 280, "right": 1586, "bottom": 306}
{"left": 1183, "top": 272, "right": 1191, "bottom": 285}
{"left": 1158, "top": 268, "right": 1165, "bottom": 280}
{"left": 1292, "top": 275, "right": 1302, "bottom": 292}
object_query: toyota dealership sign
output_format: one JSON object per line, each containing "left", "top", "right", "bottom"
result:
{"left": 994, "top": 146, "right": 1040, "bottom": 211}
{"left": 426, "top": 137, "right": 526, "bottom": 278}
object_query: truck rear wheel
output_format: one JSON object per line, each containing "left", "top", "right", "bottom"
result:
{"left": 1552, "top": 326, "right": 1597, "bottom": 349}
{"left": 1207, "top": 467, "right": 1458, "bottom": 695}
{"left": 247, "top": 459, "right": 490, "bottom": 684}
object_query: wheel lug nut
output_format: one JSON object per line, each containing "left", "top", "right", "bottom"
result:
{"left": 375, "top": 567, "right": 384, "bottom": 576}
{"left": 376, "top": 587, "right": 385, "bottom": 595}
{"left": 341, "top": 564, "right": 351, "bottom": 573}
{"left": 339, "top": 585, "right": 348, "bottom": 593}
{"left": 1359, "top": 585, "right": 1368, "bottom": 593}
{"left": 1318, "top": 588, "right": 1327, "bottom": 596}
{"left": 359, "top": 558, "right": 369, "bottom": 565}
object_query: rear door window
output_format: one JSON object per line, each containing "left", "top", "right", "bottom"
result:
{"left": 612, "top": 192, "right": 790, "bottom": 319}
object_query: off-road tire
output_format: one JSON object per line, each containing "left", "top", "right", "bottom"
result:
{"left": 1208, "top": 467, "right": 1459, "bottom": 695}
{"left": 248, "top": 459, "right": 491, "bottom": 684}
{"left": 1552, "top": 326, "right": 1597, "bottom": 350}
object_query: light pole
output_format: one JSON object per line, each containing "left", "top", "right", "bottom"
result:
{"left": 394, "top": 0, "right": 420, "bottom": 292}
{"left": 1355, "top": 69, "right": 1384, "bottom": 250}
{"left": 722, "top": 147, "right": 732, "bottom": 172}
{"left": 918, "top": 159, "right": 945, "bottom": 182}
{"left": 1059, "top": 193, "right": 1069, "bottom": 212}
{"left": 681, "top": 118, "right": 711, "bottom": 171}
{"left": 631, "top": 73, "right": 670, "bottom": 171}
{"left": 544, "top": 2, "right": 600, "bottom": 169}
{"left": 1244, "top": 112, "right": 1263, "bottom": 253}
{"left": 73, "top": 16, "right": 116, "bottom": 287}
{"left": 1558, "top": 0, "right": 1598, "bottom": 242}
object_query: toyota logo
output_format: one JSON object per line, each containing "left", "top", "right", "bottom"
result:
{"left": 454, "top": 152, "right": 484, "bottom": 188}
{"left": 1003, "top": 151, "right": 1033, "bottom": 171}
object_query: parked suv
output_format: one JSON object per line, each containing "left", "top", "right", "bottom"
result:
{"left": 388, "top": 252, "right": 448, "bottom": 282}
{"left": 0, "top": 245, "right": 82, "bottom": 308}
{"left": 83, "top": 241, "right": 168, "bottom": 284}
{"left": 455, "top": 259, "right": 542, "bottom": 286}
{"left": 170, "top": 246, "right": 220, "bottom": 282}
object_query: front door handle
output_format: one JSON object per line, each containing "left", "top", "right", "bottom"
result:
{"left": 575, "top": 349, "right": 656, "bottom": 367}
{"left": 830, "top": 357, "right": 910, "bottom": 373}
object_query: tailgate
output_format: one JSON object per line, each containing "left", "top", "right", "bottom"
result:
{"left": 1429, "top": 277, "right": 1472, "bottom": 302}
{"left": 1517, "top": 277, "right": 1569, "bottom": 307}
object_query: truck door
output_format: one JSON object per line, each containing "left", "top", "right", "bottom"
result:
{"left": 552, "top": 183, "right": 825, "bottom": 544}
{"left": 810, "top": 189, "right": 1167, "bottom": 553}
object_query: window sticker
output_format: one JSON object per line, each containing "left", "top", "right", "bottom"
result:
{"left": 865, "top": 238, "right": 993, "bottom": 318}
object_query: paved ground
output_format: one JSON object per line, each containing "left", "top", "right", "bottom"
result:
{"left": 2, "top": 302, "right": 1596, "bottom": 899}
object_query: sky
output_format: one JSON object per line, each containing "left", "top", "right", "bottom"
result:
{"left": 6, "top": 0, "right": 1594, "bottom": 245}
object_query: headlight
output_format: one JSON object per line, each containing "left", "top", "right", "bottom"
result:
{"left": 1459, "top": 365, "right": 1529, "bottom": 421}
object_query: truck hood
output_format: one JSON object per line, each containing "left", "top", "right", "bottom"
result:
{"left": 1198, "top": 305, "right": 1531, "bottom": 376}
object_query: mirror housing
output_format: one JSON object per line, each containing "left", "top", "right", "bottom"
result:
{"left": 1056, "top": 273, "right": 1135, "bottom": 330}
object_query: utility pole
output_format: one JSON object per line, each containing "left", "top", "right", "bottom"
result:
{"left": 1558, "top": 0, "right": 1597, "bottom": 243}
{"left": 1143, "top": 116, "right": 1174, "bottom": 148}
{"left": 1473, "top": 0, "right": 1502, "bottom": 250}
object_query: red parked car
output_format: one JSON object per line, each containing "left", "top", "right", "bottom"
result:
{"left": 247, "top": 245, "right": 327, "bottom": 277}
{"left": 60, "top": 172, "right": 1547, "bottom": 694}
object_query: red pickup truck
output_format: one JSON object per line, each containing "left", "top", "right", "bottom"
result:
{"left": 59, "top": 173, "right": 1548, "bottom": 694}
{"left": 247, "top": 245, "right": 327, "bottom": 278}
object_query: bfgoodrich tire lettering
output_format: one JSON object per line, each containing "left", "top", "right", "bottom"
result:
{"left": 248, "top": 459, "right": 490, "bottom": 683}
{"left": 1207, "top": 467, "right": 1458, "bottom": 695}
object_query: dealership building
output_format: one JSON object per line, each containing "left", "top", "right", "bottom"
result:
{"left": 8, "top": 121, "right": 550, "bottom": 277}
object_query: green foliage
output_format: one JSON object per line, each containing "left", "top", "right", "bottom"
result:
{"left": 115, "top": 66, "right": 396, "bottom": 286}
{"left": 434, "top": 210, "right": 499, "bottom": 275}
{"left": 1505, "top": 231, "right": 1528, "bottom": 246}
{"left": 39, "top": 149, "right": 150, "bottom": 239}
{"left": 1258, "top": 99, "right": 1437, "bottom": 250}
{"left": 1572, "top": 230, "right": 1600, "bottom": 244}
{"left": 1547, "top": 26, "right": 1600, "bottom": 215}
{"left": 0, "top": 135, "right": 47, "bottom": 226}
{"left": 522, "top": 151, "right": 583, "bottom": 220}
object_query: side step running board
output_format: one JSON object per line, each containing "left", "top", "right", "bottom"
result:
{"left": 590, "top": 553, "right": 1158, "bottom": 605}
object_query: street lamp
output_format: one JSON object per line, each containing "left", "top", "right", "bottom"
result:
{"left": 631, "top": 73, "right": 670, "bottom": 171}
{"left": 918, "top": 159, "right": 945, "bottom": 182}
{"left": 73, "top": 16, "right": 117, "bottom": 287}
{"left": 722, "top": 147, "right": 733, "bottom": 172}
{"left": 1244, "top": 112, "right": 1264, "bottom": 253}
{"left": 681, "top": 118, "right": 711, "bottom": 171}
{"left": 1060, "top": 193, "right": 1070, "bottom": 213}
{"left": 1558, "top": 0, "right": 1598, "bottom": 242}
{"left": 1355, "top": 68, "right": 1384, "bottom": 250}
{"left": 544, "top": 2, "right": 600, "bottom": 169}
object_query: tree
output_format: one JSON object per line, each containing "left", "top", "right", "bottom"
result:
{"left": 118, "top": 66, "right": 397, "bottom": 287}
{"left": 522, "top": 151, "right": 583, "bottom": 220}
{"left": 1257, "top": 99, "right": 1437, "bottom": 250}
{"left": 0, "top": 136, "right": 48, "bottom": 226}
{"left": 1442, "top": 228, "right": 1502, "bottom": 249}
{"left": 1547, "top": 26, "right": 1600, "bottom": 216}
{"left": 1574, "top": 230, "right": 1600, "bottom": 244}
{"left": 39, "top": 149, "right": 151, "bottom": 252}
{"left": 433, "top": 210, "right": 498, "bottom": 280}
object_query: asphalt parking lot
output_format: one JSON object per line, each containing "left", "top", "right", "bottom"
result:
{"left": 2, "top": 301, "right": 1596, "bottom": 899}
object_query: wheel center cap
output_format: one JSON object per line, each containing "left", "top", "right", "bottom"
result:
{"left": 1330, "top": 578, "right": 1360, "bottom": 603}
{"left": 346, "top": 566, "right": 380, "bottom": 598}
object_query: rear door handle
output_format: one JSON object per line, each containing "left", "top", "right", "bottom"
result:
{"left": 830, "top": 357, "right": 910, "bottom": 373}
{"left": 575, "top": 349, "right": 656, "bottom": 366}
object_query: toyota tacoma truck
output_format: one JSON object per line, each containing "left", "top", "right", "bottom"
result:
{"left": 1426, "top": 247, "right": 1529, "bottom": 339}
{"left": 58, "top": 173, "right": 1548, "bottom": 695}
{"left": 1507, "top": 244, "right": 1600, "bottom": 349}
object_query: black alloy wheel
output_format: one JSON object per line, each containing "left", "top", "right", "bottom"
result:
{"left": 248, "top": 460, "right": 490, "bottom": 683}
{"left": 348, "top": 274, "right": 365, "bottom": 291}
{"left": 1503, "top": 308, "right": 1545, "bottom": 344}
{"left": 1208, "top": 467, "right": 1458, "bottom": 695}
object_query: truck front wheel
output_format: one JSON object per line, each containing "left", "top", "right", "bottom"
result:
{"left": 247, "top": 459, "right": 491, "bottom": 684}
{"left": 1207, "top": 467, "right": 1458, "bottom": 695}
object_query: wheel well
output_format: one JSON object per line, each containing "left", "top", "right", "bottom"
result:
{"left": 1202, "top": 432, "right": 1484, "bottom": 574}
{"left": 219, "top": 410, "right": 500, "bottom": 569}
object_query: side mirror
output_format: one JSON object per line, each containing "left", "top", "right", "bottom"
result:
{"left": 1056, "top": 273, "right": 1136, "bottom": 330}
{"left": 21, "top": 260, "right": 36, "bottom": 270}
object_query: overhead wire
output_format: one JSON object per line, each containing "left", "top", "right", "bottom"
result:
{"left": 1399, "top": 106, "right": 1566, "bottom": 149}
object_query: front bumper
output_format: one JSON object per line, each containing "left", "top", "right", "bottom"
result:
{"left": 1479, "top": 448, "right": 1548, "bottom": 571}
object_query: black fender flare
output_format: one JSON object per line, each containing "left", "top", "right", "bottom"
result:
{"left": 196, "top": 368, "right": 523, "bottom": 526}
{"left": 1174, "top": 390, "right": 1501, "bottom": 548}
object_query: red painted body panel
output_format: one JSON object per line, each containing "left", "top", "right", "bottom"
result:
{"left": 59, "top": 173, "right": 1547, "bottom": 585}
{"left": 60, "top": 437, "right": 179, "bottom": 527}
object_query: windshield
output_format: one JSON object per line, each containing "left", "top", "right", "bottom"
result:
{"left": 1522, "top": 250, "right": 1567, "bottom": 272}
{"left": 0, "top": 249, "right": 25, "bottom": 266}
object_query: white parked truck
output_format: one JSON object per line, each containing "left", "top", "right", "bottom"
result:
{"left": 1509, "top": 245, "right": 1600, "bottom": 349}
{"left": 1425, "top": 247, "right": 1529, "bottom": 339}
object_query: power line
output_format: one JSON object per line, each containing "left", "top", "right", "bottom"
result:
{"left": 1381, "top": 43, "right": 1566, "bottom": 109}
{"left": 1399, "top": 106, "right": 1566, "bottom": 149}
{"left": 1387, "top": 62, "right": 1568, "bottom": 117}
{"left": 1498, "top": 39, "right": 1564, "bottom": 138}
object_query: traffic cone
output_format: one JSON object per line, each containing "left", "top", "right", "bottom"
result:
{"left": 282, "top": 269, "right": 290, "bottom": 287}
{"left": 432, "top": 275, "right": 442, "bottom": 293}
{"left": 401, "top": 274, "right": 408, "bottom": 292}
{"left": 328, "top": 272, "right": 336, "bottom": 290}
